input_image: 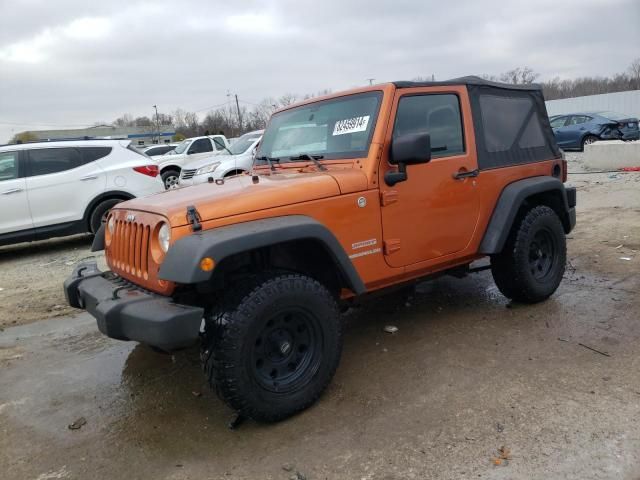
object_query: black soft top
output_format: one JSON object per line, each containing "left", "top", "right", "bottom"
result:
{"left": 394, "top": 75, "right": 560, "bottom": 170}
{"left": 393, "top": 75, "right": 544, "bottom": 91}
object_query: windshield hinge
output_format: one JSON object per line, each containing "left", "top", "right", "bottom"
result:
{"left": 186, "top": 205, "right": 202, "bottom": 232}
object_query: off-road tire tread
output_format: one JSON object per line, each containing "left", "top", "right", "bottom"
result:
{"left": 491, "top": 205, "right": 566, "bottom": 303}
{"left": 202, "top": 272, "right": 341, "bottom": 422}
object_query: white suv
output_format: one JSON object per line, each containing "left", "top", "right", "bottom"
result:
{"left": 0, "top": 139, "right": 165, "bottom": 247}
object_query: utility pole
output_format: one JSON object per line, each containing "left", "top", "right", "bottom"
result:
{"left": 152, "top": 105, "right": 159, "bottom": 143}
{"left": 366, "top": 78, "right": 375, "bottom": 85}
{"left": 234, "top": 94, "right": 242, "bottom": 133}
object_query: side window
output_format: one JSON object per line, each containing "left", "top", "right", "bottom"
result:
{"left": 28, "top": 148, "right": 81, "bottom": 176}
{"left": 0, "top": 151, "right": 19, "bottom": 182}
{"left": 567, "top": 115, "right": 586, "bottom": 126}
{"left": 80, "top": 147, "right": 112, "bottom": 164}
{"left": 189, "top": 138, "right": 213, "bottom": 154}
{"left": 393, "top": 94, "right": 464, "bottom": 157}
{"left": 550, "top": 116, "right": 567, "bottom": 128}
{"left": 212, "top": 137, "right": 226, "bottom": 151}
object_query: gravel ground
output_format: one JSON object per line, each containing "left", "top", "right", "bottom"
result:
{"left": 0, "top": 235, "right": 105, "bottom": 329}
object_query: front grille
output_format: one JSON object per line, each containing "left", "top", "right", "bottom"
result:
{"left": 111, "top": 218, "right": 151, "bottom": 280}
{"left": 181, "top": 168, "right": 197, "bottom": 180}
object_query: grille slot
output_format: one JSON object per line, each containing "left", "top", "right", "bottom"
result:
{"left": 111, "top": 217, "right": 151, "bottom": 279}
{"left": 181, "top": 168, "right": 197, "bottom": 180}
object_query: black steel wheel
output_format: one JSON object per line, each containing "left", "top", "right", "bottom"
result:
{"left": 202, "top": 272, "right": 342, "bottom": 422}
{"left": 528, "top": 229, "right": 557, "bottom": 281}
{"left": 491, "top": 205, "right": 566, "bottom": 303}
{"left": 250, "top": 308, "right": 323, "bottom": 393}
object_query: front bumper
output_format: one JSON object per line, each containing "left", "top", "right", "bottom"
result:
{"left": 64, "top": 261, "right": 203, "bottom": 350}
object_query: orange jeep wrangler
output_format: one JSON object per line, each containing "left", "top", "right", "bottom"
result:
{"left": 65, "top": 77, "right": 576, "bottom": 422}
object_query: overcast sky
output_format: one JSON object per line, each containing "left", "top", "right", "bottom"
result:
{"left": 1, "top": 0, "right": 638, "bottom": 142}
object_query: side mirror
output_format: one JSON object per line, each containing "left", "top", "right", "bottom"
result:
{"left": 385, "top": 132, "right": 432, "bottom": 186}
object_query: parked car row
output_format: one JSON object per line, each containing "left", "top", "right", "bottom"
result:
{"left": 0, "top": 139, "right": 164, "bottom": 246}
{"left": 549, "top": 111, "right": 639, "bottom": 151}
{"left": 0, "top": 129, "right": 268, "bottom": 246}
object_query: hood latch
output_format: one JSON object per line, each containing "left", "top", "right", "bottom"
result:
{"left": 186, "top": 205, "right": 202, "bottom": 232}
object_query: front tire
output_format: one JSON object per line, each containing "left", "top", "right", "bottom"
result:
{"left": 161, "top": 169, "right": 180, "bottom": 189}
{"left": 202, "top": 273, "right": 342, "bottom": 422}
{"left": 491, "top": 205, "right": 566, "bottom": 303}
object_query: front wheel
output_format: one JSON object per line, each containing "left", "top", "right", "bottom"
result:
{"left": 161, "top": 169, "right": 180, "bottom": 189}
{"left": 491, "top": 205, "right": 566, "bottom": 303}
{"left": 202, "top": 273, "right": 342, "bottom": 422}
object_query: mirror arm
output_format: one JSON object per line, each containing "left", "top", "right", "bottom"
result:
{"left": 384, "top": 162, "right": 408, "bottom": 186}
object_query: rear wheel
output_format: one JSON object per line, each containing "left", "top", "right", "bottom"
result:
{"left": 581, "top": 135, "right": 598, "bottom": 151}
{"left": 202, "top": 272, "right": 342, "bottom": 422}
{"left": 491, "top": 205, "right": 566, "bottom": 303}
{"left": 89, "top": 198, "right": 122, "bottom": 234}
{"left": 161, "top": 169, "right": 180, "bottom": 189}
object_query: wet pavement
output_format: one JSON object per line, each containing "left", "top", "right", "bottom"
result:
{"left": 2, "top": 170, "right": 640, "bottom": 479}
{"left": 2, "top": 262, "right": 639, "bottom": 479}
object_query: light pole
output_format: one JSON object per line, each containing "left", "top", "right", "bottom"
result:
{"left": 153, "top": 105, "right": 159, "bottom": 144}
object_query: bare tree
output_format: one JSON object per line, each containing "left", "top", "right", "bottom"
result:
{"left": 500, "top": 66, "right": 540, "bottom": 85}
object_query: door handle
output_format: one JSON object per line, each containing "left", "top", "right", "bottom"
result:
{"left": 453, "top": 169, "right": 479, "bottom": 180}
{"left": 80, "top": 175, "right": 98, "bottom": 181}
{"left": 1, "top": 188, "right": 23, "bottom": 195}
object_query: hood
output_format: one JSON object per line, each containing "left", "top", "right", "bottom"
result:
{"left": 118, "top": 169, "right": 367, "bottom": 226}
{"left": 158, "top": 151, "right": 223, "bottom": 167}
{"left": 182, "top": 152, "right": 246, "bottom": 170}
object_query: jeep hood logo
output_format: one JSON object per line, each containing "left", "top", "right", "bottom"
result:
{"left": 126, "top": 214, "right": 135, "bottom": 222}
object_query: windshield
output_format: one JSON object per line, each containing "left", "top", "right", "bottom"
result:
{"left": 257, "top": 91, "right": 382, "bottom": 163}
{"left": 172, "top": 139, "right": 192, "bottom": 155}
{"left": 227, "top": 133, "right": 262, "bottom": 155}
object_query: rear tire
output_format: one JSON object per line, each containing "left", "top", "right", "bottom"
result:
{"left": 161, "top": 169, "right": 180, "bottom": 189}
{"left": 89, "top": 198, "right": 122, "bottom": 234}
{"left": 202, "top": 272, "right": 342, "bottom": 422}
{"left": 491, "top": 205, "right": 566, "bottom": 303}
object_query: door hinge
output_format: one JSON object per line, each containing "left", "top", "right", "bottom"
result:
{"left": 384, "top": 239, "right": 401, "bottom": 255}
{"left": 380, "top": 190, "right": 399, "bottom": 206}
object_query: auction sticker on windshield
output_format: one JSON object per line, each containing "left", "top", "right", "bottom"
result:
{"left": 333, "top": 116, "right": 370, "bottom": 136}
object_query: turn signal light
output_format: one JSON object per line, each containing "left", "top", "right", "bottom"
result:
{"left": 133, "top": 165, "right": 159, "bottom": 177}
{"left": 200, "top": 257, "right": 215, "bottom": 272}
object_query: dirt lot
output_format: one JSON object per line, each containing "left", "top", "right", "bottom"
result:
{"left": 0, "top": 235, "right": 106, "bottom": 329}
{"left": 1, "top": 153, "right": 639, "bottom": 479}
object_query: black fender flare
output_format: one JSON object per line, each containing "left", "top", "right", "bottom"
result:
{"left": 158, "top": 215, "right": 366, "bottom": 295}
{"left": 479, "top": 176, "right": 575, "bottom": 255}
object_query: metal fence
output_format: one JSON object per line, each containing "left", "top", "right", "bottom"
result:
{"left": 545, "top": 90, "right": 640, "bottom": 119}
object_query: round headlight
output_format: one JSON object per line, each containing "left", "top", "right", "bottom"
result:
{"left": 158, "top": 222, "right": 171, "bottom": 253}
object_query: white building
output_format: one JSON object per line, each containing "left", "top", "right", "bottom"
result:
{"left": 545, "top": 90, "right": 640, "bottom": 118}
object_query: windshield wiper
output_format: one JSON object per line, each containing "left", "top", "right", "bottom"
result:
{"left": 255, "top": 155, "right": 280, "bottom": 171}
{"left": 288, "top": 153, "right": 327, "bottom": 171}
